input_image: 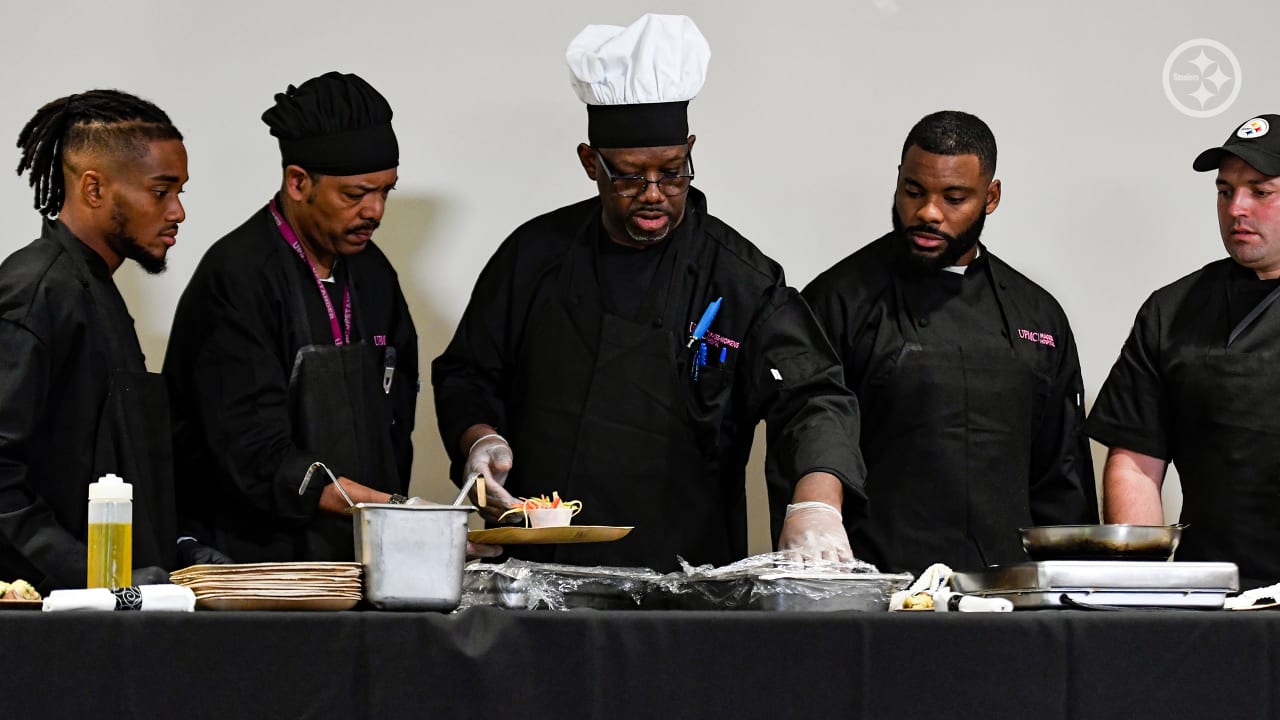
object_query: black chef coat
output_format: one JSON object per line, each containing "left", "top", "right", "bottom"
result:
{"left": 804, "top": 233, "right": 1096, "bottom": 573}
{"left": 164, "top": 203, "right": 418, "bottom": 562}
{"left": 432, "top": 188, "right": 866, "bottom": 571}
{"left": 0, "top": 219, "right": 176, "bottom": 591}
{"left": 1087, "top": 258, "right": 1280, "bottom": 586}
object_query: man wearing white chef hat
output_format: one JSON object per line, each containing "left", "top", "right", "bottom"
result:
{"left": 433, "top": 14, "right": 868, "bottom": 571}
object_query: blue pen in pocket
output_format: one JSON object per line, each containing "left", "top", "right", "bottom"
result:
{"left": 691, "top": 341, "right": 709, "bottom": 382}
{"left": 687, "top": 297, "right": 722, "bottom": 348}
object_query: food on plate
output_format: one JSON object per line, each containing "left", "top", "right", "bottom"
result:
{"left": 2, "top": 579, "right": 41, "bottom": 601}
{"left": 498, "top": 492, "right": 583, "bottom": 527}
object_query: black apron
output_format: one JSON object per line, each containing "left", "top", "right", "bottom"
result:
{"left": 1170, "top": 307, "right": 1280, "bottom": 586}
{"left": 853, "top": 274, "right": 1045, "bottom": 574}
{"left": 282, "top": 262, "right": 400, "bottom": 561}
{"left": 505, "top": 216, "right": 736, "bottom": 571}
{"left": 81, "top": 258, "right": 176, "bottom": 574}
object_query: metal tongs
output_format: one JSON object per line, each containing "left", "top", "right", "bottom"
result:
{"left": 453, "top": 472, "right": 487, "bottom": 507}
{"left": 300, "top": 461, "right": 355, "bottom": 510}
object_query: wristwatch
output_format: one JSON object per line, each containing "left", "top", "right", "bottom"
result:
{"left": 388, "top": 493, "right": 409, "bottom": 505}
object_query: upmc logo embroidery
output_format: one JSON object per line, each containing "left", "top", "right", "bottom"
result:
{"left": 1017, "top": 329, "right": 1056, "bottom": 347}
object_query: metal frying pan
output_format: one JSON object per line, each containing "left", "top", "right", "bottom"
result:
{"left": 1019, "top": 524, "right": 1185, "bottom": 561}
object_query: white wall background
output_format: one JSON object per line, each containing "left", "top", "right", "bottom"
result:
{"left": 3, "top": 0, "right": 1275, "bottom": 553}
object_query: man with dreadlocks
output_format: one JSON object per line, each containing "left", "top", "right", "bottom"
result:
{"left": 0, "top": 89, "right": 188, "bottom": 591}
{"left": 164, "top": 72, "right": 458, "bottom": 562}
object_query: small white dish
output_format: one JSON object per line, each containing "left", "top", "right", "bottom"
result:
{"left": 527, "top": 507, "right": 573, "bottom": 528}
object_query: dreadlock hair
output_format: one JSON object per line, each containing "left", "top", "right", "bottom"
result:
{"left": 15, "top": 89, "right": 183, "bottom": 217}
{"left": 902, "top": 110, "right": 998, "bottom": 179}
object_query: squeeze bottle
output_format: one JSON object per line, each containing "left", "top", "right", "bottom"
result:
{"left": 86, "top": 473, "right": 132, "bottom": 588}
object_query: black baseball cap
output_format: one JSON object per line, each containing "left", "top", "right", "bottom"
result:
{"left": 1193, "top": 114, "right": 1280, "bottom": 175}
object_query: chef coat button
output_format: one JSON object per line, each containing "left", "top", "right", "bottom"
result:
{"left": 918, "top": 317, "right": 929, "bottom": 328}
{"left": 652, "top": 318, "right": 663, "bottom": 328}
{"left": 999, "top": 282, "right": 1008, "bottom": 290}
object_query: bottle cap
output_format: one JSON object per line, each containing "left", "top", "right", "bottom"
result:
{"left": 88, "top": 473, "right": 132, "bottom": 501}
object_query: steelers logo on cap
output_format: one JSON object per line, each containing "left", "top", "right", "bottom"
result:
{"left": 1237, "top": 118, "right": 1270, "bottom": 139}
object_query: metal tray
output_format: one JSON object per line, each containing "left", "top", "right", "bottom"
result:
{"left": 461, "top": 562, "right": 658, "bottom": 611}
{"left": 951, "top": 561, "right": 1240, "bottom": 594}
{"left": 969, "top": 589, "right": 1231, "bottom": 610}
{"left": 652, "top": 573, "right": 912, "bottom": 612}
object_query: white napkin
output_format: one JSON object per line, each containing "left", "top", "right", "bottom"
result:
{"left": 1224, "top": 582, "right": 1280, "bottom": 610}
{"left": 888, "top": 563, "right": 1014, "bottom": 612}
{"left": 889, "top": 563, "right": 954, "bottom": 609}
{"left": 42, "top": 585, "right": 196, "bottom": 612}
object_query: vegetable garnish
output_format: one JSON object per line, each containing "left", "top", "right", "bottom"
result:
{"left": 498, "top": 491, "right": 583, "bottom": 527}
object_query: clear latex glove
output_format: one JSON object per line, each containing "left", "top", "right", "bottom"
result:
{"left": 463, "top": 434, "right": 519, "bottom": 523}
{"left": 777, "top": 501, "right": 854, "bottom": 563}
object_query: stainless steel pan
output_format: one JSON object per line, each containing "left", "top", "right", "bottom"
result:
{"left": 1019, "top": 524, "right": 1185, "bottom": 561}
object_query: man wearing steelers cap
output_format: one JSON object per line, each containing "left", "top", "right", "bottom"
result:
{"left": 1088, "top": 113, "right": 1280, "bottom": 588}
{"left": 434, "top": 14, "right": 867, "bottom": 571}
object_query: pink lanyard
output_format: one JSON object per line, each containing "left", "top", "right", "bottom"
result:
{"left": 268, "top": 199, "right": 352, "bottom": 346}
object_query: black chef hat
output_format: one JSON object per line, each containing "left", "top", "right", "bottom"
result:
{"left": 262, "top": 71, "right": 398, "bottom": 176}
{"left": 1193, "top": 114, "right": 1280, "bottom": 176}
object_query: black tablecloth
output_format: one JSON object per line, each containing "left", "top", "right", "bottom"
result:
{"left": 3, "top": 607, "right": 1277, "bottom": 718}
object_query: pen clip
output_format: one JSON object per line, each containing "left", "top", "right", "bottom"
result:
{"left": 382, "top": 346, "right": 396, "bottom": 395}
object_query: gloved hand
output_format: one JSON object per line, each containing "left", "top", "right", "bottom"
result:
{"left": 463, "top": 434, "right": 519, "bottom": 523}
{"left": 176, "top": 538, "right": 235, "bottom": 567}
{"left": 777, "top": 501, "right": 854, "bottom": 564}
{"left": 132, "top": 566, "right": 172, "bottom": 586}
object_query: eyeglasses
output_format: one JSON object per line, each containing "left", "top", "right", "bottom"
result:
{"left": 594, "top": 150, "right": 695, "bottom": 198}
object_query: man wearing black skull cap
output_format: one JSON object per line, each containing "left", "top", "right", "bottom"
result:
{"left": 1088, "top": 114, "right": 1280, "bottom": 588}
{"left": 163, "top": 72, "right": 430, "bottom": 562}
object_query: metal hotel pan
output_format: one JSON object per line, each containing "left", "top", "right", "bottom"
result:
{"left": 1019, "top": 524, "right": 1184, "bottom": 561}
{"left": 353, "top": 503, "right": 474, "bottom": 610}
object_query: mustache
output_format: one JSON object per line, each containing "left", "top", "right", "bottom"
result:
{"left": 346, "top": 220, "right": 380, "bottom": 234}
{"left": 902, "top": 224, "right": 957, "bottom": 244}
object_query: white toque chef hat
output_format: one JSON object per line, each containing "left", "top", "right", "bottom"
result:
{"left": 566, "top": 13, "right": 711, "bottom": 148}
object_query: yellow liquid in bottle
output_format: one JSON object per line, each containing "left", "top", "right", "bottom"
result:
{"left": 87, "top": 522, "right": 132, "bottom": 588}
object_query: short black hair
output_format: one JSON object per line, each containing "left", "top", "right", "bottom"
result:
{"left": 16, "top": 89, "right": 183, "bottom": 217}
{"left": 901, "top": 110, "right": 997, "bottom": 178}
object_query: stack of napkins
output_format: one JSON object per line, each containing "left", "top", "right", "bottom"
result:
{"left": 168, "top": 562, "right": 363, "bottom": 611}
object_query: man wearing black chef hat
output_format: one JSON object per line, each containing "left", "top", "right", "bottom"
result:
{"left": 0, "top": 89, "right": 190, "bottom": 590}
{"left": 164, "top": 72, "right": 487, "bottom": 561}
{"left": 433, "top": 14, "right": 867, "bottom": 571}
{"left": 803, "top": 111, "right": 1098, "bottom": 575}
{"left": 1089, "top": 114, "right": 1280, "bottom": 588}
